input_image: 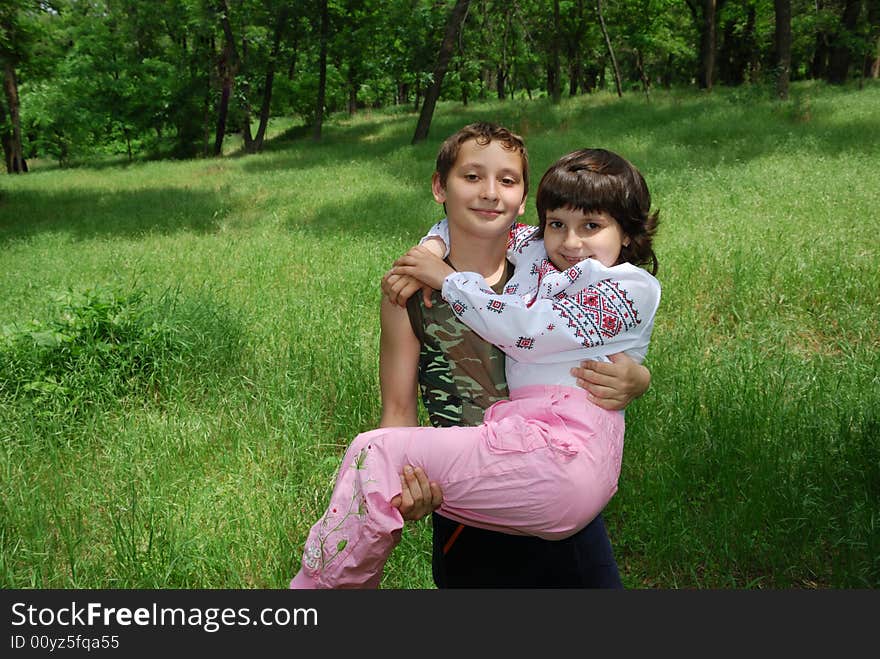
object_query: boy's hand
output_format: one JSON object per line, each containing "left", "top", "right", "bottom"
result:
{"left": 571, "top": 352, "right": 651, "bottom": 411}
{"left": 390, "top": 465, "right": 443, "bottom": 521}
{"left": 391, "top": 245, "right": 455, "bottom": 291}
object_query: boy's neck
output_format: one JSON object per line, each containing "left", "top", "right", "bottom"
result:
{"left": 447, "top": 225, "right": 509, "bottom": 286}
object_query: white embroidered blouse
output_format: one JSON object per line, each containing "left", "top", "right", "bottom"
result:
{"left": 422, "top": 219, "right": 661, "bottom": 390}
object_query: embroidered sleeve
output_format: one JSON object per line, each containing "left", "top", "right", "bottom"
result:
{"left": 418, "top": 219, "right": 451, "bottom": 258}
{"left": 441, "top": 261, "right": 660, "bottom": 364}
{"left": 418, "top": 220, "right": 542, "bottom": 266}
{"left": 505, "top": 223, "right": 541, "bottom": 267}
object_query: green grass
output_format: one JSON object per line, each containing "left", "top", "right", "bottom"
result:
{"left": 1, "top": 81, "right": 878, "bottom": 588}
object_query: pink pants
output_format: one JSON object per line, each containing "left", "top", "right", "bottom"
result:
{"left": 289, "top": 385, "right": 624, "bottom": 589}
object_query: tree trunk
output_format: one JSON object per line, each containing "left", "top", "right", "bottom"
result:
{"left": 2, "top": 62, "right": 26, "bottom": 173}
{"left": 348, "top": 63, "right": 358, "bottom": 115}
{"left": 313, "top": 0, "right": 329, "bottom": 141}
{"left": 663, "top": 54, "right": 674, "bottom": 88}
{"left": 597, "top": 0, "right": 623, "bottom": 97}
{"left": 548, "top": 0, "right": 562, "bottom": 103}
{"left": 213, "top": 1, "right": 240, "bottom": 157}
{"left": 213, "top": 41, "right": 233, "bottom": 156}
{"left": 0, "top": 98, "right": 15, "bottom": 173}
{"left": 864, "top": 0, "right": 879, "bottom": 78}
{"left": 811, "top": 30, "right": 830, "bottom": 79}
{"left": 718, "top": 5, "right": 755, "bottom": 86}
{"left": 240, "top": 36, "right": 255, "bottom": 153}
{"left": 698, "top": 0, "right": 718, "bottom": 90}
{"left": 635, "top": 49, "right": 651, "bottom": 101}
{"left": 214, "top": 54, "right": 232, "bottom": 156}
{"left": 569, "top": 59, "right": 582, "bottom": 96}
{"left": 252, "top": 8, "right": 288, "bottom": 152}
{"left": 412, "top": 0, "right": 471, "bottom": 144}
{"left": 774, "top": 0, "right": 792, "bottom": 99}
{"left": 827, "top": 0, "right": 861, "bottom": 84}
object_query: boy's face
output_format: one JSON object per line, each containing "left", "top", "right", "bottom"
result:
{"left": 432, "top": 138, "right": 526, "bottom": 241}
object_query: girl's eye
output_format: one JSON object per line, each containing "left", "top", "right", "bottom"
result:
{"left": 585, "top": 222, "right": 599, "bottom": 230}
{"left": 548, "top": 221, "right": 563, "bottom": 230}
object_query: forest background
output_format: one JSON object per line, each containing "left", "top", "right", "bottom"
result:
{"left": 0, "top": 0, "right": 878, "bottom": 589}
{"left": 1, "top": 0, "right": 878, "bottom": 168}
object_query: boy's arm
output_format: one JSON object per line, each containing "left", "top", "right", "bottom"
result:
{"left": 378, "top": 298, "right": 443, "bottom": 519}
{"left": 378, "top": 297, "right": 421, "bottom": 427}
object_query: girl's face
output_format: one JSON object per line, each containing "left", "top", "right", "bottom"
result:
{"left": 542, "top": 206, "right": 630, "bottom": 270}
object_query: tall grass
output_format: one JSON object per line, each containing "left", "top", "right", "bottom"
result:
{"left": 1, "top": 81, "right": 877, "bottom": 588}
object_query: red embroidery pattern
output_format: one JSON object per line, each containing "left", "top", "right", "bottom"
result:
{"left": 551, "top": 279, "right": 640, "bottom": 348}
{"left": 487, "top": 300, "right": 506, "bottom": 313}
{"left": 508, "top": 223, "right": 540, "bottom": 254}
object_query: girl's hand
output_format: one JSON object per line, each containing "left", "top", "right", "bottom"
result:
{"left": 380, "top": 237, "right": 448, "bottom": 307}
{"left": 381, "top": 270, "right": 434, "bottom": 308}
{"left": 391, "top": 245, "right": 455, "bottom": 291}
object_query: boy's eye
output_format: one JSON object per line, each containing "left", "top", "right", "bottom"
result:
{"left": 464, "top": 173, "right": 479, "bottom": 181}
{"left": 501, "top": 177, "right": 518, "bottom": 186}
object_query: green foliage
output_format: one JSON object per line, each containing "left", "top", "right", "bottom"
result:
{"left": 1, "top": 287, "right": 172, "bottom": 418}
{"left": 0, "top": 285, "right": 246, "bottom": 430}
{"left": 6, "top": 0, "right": 878, "bottom": 165}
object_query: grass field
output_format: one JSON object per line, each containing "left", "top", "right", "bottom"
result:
{"left": 1, "top": 81, "right": 878, "bottom": 588}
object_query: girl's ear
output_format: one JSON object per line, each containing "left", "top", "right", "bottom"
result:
{"left": 431, "top": 173, "right": 446, "bottom": 204}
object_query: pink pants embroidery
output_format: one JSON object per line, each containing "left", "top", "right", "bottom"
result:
{"left": 290, "top": 385, "right": 624, "bottom": 589}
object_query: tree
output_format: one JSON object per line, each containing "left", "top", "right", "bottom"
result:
{"left": 597, "top": 0, "right": 624, "bottom": 97}
{"left": 686, "top": 0, "right": 727, "bottom": 89}
{"left": 213, "top": 0, "right": 238, "bottom": 156}
{"left": 250, "top": 5, "right": 289, "bottom": 150}
{"left": 547, "top": 0, "right": 562, "bottom": 102}
{"left": 868, "top": 0, "right": 879, "bottom": 78}
{"left": 412, "top": 0, "right": 471, "bottom": 144}
{"left": 775, "top": 0, "right": 793, "bottom": 98}
{"left": 312, "top": 0, "right": 329, "bottom": 141}
{"left": 0, "top": 0, "right": 32, "bottom": 173}
{"left": 827, "top": 0, "right": 863, "bottom": 83}
{"left": 717, "top": 1, "right": 758, "bottom": 86}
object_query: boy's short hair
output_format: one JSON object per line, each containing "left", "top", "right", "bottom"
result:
{"left": 435, "top": 122, "right": 529, "bottom": 197}
{"left": 536, "top": 149, "right": 659, "bottom": 274}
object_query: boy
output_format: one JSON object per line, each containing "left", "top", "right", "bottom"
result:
{"left": 380, "top": 123, "right": 650, "bottom": 587}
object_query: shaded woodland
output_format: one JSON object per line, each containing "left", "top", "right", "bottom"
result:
{"left": 2, "top": 0, "right": 878, "bottom": 171}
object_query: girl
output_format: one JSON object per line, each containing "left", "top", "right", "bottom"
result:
{"left": 290, "top": 148, "right": 660, "bottom": 589}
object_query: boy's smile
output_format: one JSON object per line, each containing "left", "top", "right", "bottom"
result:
{"left": 432, "top": 139, "right": 526, "bottom": 240}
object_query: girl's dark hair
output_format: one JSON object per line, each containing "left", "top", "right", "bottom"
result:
{"left": 535, "top": 149, "right": 659, "bottom": 275}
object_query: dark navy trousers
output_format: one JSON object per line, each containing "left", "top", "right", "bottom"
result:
{"left": 431, "top": 512, "right": 622, "bottom": 588}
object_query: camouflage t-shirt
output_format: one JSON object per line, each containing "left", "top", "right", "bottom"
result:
{"left": 406, "top": 260, "right": 513, "bottom": 428}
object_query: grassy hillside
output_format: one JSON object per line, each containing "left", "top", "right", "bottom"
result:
{"left": 1, "top": 81, "right": 877, "bottom": 588}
